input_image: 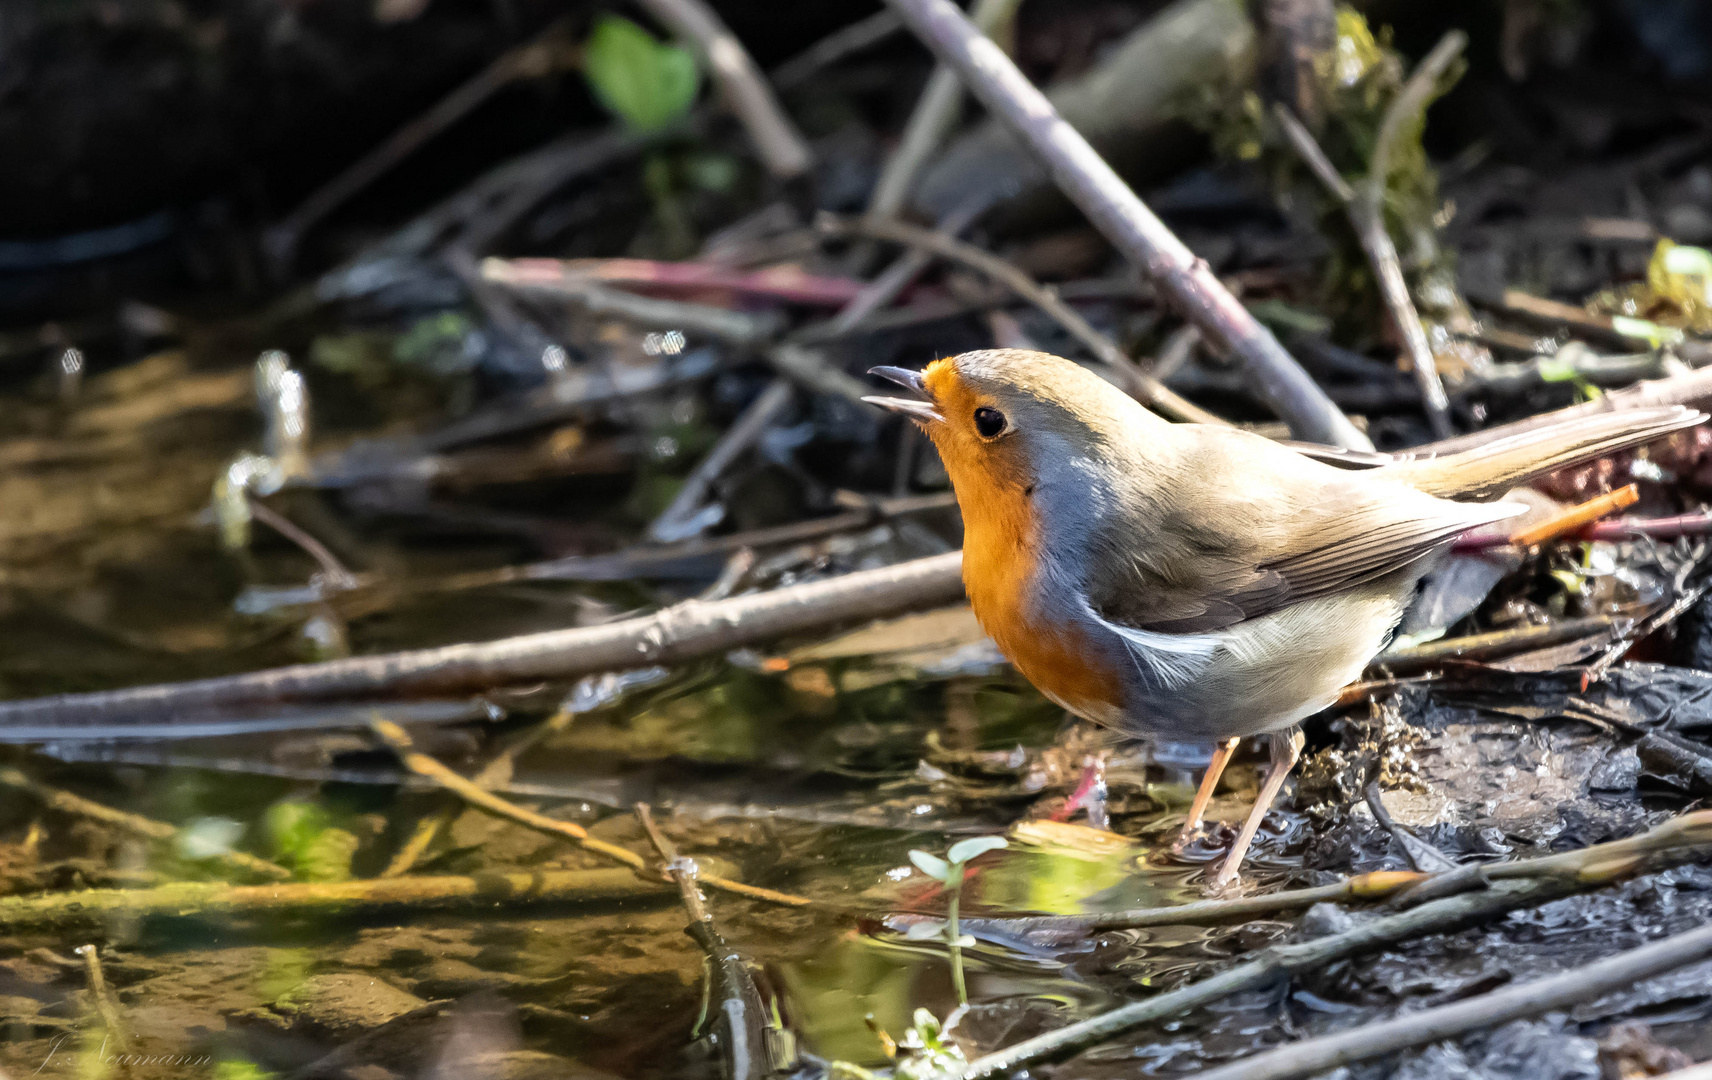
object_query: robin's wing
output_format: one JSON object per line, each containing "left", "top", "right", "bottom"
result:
{"left": 1089, "top": 433, "right": 1524, "bottom": 634}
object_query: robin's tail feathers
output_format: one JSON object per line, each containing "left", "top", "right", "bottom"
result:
{"left": 1381, "top": 405, "right": 1706, "bottom": 499}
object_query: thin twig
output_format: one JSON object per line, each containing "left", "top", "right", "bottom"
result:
{"left": 1192, "top": 920, "right": 1712, "bottom": 1080}
{"left": 820, "top": 214, "right": 1227, "bottom": 426}
{"left": 633, "top": 0, "right": 812, "bottom": 179}
{"left": 263, "top": 21, "right": 579, "bottom": 265}
{"left": 370, "top": 719, "right": 810, "bottom": 907}
{"left": 949, "top": 809, "right": 1712, "bottom": 1079}
{"left": 381, "top": 705, "right": 578, "bottom": 878}
{"left": 1416, "top": 362, "right": 1712, "bottom": 457}
{"left": 1364, "top": 779, "right": 1457, "bottom": 873}
{"left": 76, "top": 945, "right": 130, "bottom": 1050}
{"left": 647, "top": 378, "right": 793, "bottom": 542}
{"left": 635, "top": 803, "right": 709, "bottom": 922}
{"left": 1368, "top": 31, "right": 1468, "bottom": 217}
{"left": 866, "top": 0, "right": 1022, "bottom": 221}
{"left": 247, "top": 497, "right": 358, "bottom": 589}
{"left": 1274, "top": 93, "right": 1456, "bottom": 438}
{"left": 770, "top": 9, "right": 905, "bottom": 90}
{"left": 882, "top": 0, "right": 1369, "bottom": 449}
{"left": 826, "top": 196, "right": 991, "bottom": 335}
{"left": 1586, "top": 578, "right": 1712, "bottom": 682}
{"left": 481, "top": 259, "right": 784, "bottom": 346}
{"left": 0, "top": 766, "right": 290, "bottom": 881}
{"left": 1372, "top": 614, "right": 1628, "bottom": 674}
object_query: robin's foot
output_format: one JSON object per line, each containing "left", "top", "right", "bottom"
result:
{"left": 1208, "top": 728, "right": 1304, "bottom": 891}
{"left": 1174, "top": 736, "right": 1240, "bottom": 854}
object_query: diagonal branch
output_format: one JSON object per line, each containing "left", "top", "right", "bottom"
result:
{"left": 882, "top": 0, "right": 1370, "bottom": 450}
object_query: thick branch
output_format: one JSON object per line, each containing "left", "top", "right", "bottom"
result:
{"left": 0, "top": 552, "right": 965, "bottom": 734}
{"left": 882, "top": 0, "right": 1369, "bottom": 449}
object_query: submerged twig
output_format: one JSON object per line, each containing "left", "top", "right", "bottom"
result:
{"left": 370, "top": 719, "right": 809, "bottom": 907}
{"left": 0, "top": 766, "right": 290, "bottom": 880}
{"left": 819, "top": 215, "right": 1226, "bottom": 426}
{"left": 247, "top": 497, "right": 358, "bottom": 589}
{"left": 0, "top": 866, "right": 679, "bottom": 932}
{"left": 882, "top": 0, "right": 1369, "bottom": 449}
{"left": 76, "top": 945, "right": 130, "bottom": 1050}
{"left": 1193, "top": 921, "right": 1712, "bottom": 1080}
{"left": 636, "top": 802, "right": 784, "bottom": 1079}
{"left": 381, "top": 705, "right": 579, "bottom": 878}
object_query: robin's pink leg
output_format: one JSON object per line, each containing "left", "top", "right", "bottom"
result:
{"left": 1210, "top": 728, "right": 1304, "bottom": 890}
{"left": 1173, "top": 737, "right": 1240, "bottom": 851}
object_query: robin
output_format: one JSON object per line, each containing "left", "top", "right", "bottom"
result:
{"left": 866, "top": 349, "right": 1702, "bottom": 888}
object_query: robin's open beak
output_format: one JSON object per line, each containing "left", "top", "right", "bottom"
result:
{"left": 863, "top": 366, "right": 943, "bottom": 423}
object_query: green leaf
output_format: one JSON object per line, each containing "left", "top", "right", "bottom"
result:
{"left": 583, "top": 15, "right": 700, "bottom": 133}
{"left": 947, "top": 835, "right": 1009, "bottom": 865}
{"left": 908, "top": 849, "right": 951, "bottom": 883}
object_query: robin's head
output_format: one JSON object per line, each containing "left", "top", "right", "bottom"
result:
{"left": 864, "top": 349, "right": 1164, "bottom": 497}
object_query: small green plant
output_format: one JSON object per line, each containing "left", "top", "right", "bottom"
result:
{"left": 907, "top": 835, "right": 1007, "bottom": 1004}
{"left": 264, "top": 800, "right": 359, "bottom": 882}
{"left": 582, "top": 15, "right": 699, "bottom": 133}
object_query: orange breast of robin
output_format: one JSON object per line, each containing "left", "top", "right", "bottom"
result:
{"left": 958, "top": 476, "right": 1123, "bottom": 721}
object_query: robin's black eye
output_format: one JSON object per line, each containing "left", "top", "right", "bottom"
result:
{"left": 973, "top": 406, "right": 1006, "bottom": 438}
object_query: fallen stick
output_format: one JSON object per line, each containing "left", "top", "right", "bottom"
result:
{"left": 1192, "top": 920, "right": 1712, "bottom": 1080}
{"left": 0, "top": 865, "right": 682, "bottom": 933}
{"left": 1508, "top": 483, "right": 1639, "bottom": 547}
{"left": 370, "top": 718, "right": 810, "bottom": 907}
{"left": 949, "top": 810, "right": 1712, "bottom": 1079}
{"left": 0, "top": 552, "right": 964, "bottom": 733}
{"left": 889, "top": 870, "right": 1426, "bottom": 936}
{"left": 882, "top": 0, "right": 1369, "bottom": 450}
{"left": 633, "top": 0, "right": 812, "bottom": 179}
{"left": 819, "top": 215, "right": 1227, "bottom": 426}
